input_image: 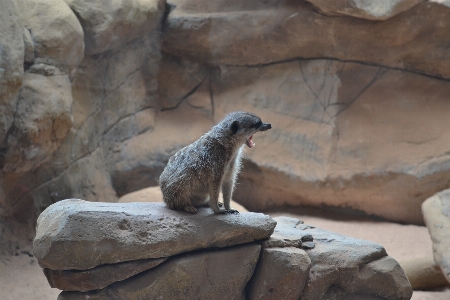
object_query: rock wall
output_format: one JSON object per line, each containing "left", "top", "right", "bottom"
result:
{"left": 1, "top": 0, "right": 450, "bottom": 252}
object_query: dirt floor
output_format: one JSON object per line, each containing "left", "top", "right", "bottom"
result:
{"left": 1, "top": 212, "right": 449, "bottom": 300}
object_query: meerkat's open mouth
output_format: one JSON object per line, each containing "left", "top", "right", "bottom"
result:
{"left": 246, "top": 135, "right": 255, "bottom": 148}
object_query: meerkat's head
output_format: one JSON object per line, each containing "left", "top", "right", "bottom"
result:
{"left": 217, "top": 111, "right": 271, "bottom": 148}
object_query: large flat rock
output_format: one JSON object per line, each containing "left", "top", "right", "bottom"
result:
{"left": 33, "top": 199, "right": 276, "bottom": 270}
{"left": 58, "top": 244, "right": 261, "bottom": 300}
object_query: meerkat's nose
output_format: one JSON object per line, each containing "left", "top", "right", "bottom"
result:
{"left": 260, "top": 122, "right": 272, "bottom": 131}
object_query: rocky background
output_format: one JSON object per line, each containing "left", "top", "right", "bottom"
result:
{"left": 1, "top": 0, "right": 450, "bottom": 254}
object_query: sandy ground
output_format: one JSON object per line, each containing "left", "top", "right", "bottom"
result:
{"left": 1, "top": 212, "right": 449, "bottom": 300}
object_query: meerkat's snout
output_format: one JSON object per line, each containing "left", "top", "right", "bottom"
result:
{"left": 260, "top": 122, "right": 271, "bottom": 131}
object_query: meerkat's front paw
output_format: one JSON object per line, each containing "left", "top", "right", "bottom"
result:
{"left": 225, "top": 209, "right": 239, "bottom": 214}
{"left": 213, "top": 208, "right": 227, "bottom": 214}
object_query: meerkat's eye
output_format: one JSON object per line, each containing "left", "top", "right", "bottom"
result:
{"left": 231, "top": 121, "right": 239, "bottom": 134}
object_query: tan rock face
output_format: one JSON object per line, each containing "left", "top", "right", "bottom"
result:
{"left": 155, "top": 59, "right": 450, "bottom": 224}
{"left": 163, "top": 0, "right": 450, "bottom": 79}
{"left": 0, "top": 0, "right": 24, "bottom": 144}
{"left": 3, "top": 71, "right": 73, "bottom": 174}
{"left": 18, "top": 0, "right": 84, "bottom": 73}
{"left": 64, "top": 0, "right": 165, "bottom": 54}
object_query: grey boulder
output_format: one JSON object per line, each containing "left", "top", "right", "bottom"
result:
{"left": 33, "top": 199, "right": 276, "bottom": 270}
{"left": 274, "top": 217, "right": 412, "bottom": 300}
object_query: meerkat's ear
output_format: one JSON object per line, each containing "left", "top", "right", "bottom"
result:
{"left": 231, "top": 121, "right": 239, "bottom": 134}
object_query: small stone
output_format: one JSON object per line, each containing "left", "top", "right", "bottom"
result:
{"left": 261, "top": 216, "right": 312, "bottom": 249}
{"left": 301, "top": 241, "right": 315, "bottom": 250}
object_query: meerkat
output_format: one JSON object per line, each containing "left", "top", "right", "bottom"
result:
{"left": 159, "top": 111, "right": 271, "bottom": 214}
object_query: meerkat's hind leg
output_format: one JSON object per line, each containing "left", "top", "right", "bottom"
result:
{"left": 183, "top": 204, "right": 198, "bottom": 214}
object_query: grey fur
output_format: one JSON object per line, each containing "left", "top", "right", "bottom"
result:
{"left": 159, "top": 111, "right": 271, "bottom": 214}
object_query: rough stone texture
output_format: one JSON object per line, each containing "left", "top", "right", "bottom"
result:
{"left": 0, "top": 0, "right": 24, "bottom": 145}
{"left": 36, "top": 212, "right": 412, "bottom": 299}
{"left": 261, "top": 216, "right": 313, "bottom": 249}
{"left": 272, "top": 217, "right": 412, "bottom": 300}
{"left": 306, "top": 0, "right": 425, "bottom": 20}
{"left": 3, "top": 71, "right": 73, "bottom": 174}
{"left": 57, "top": 244, "right": 261, "bottom": 300}
{"left": 399, "top": 256, "right": 449, "bottom": 290}
{"left": 118, "top": 186, "right": 249, "bottom": 212}
{"left": 162, "top": 0, "right": 450, "bottom": 79}
{"left": 43, "top": 257, "right": 167, "bottom": 292}
{"left": 0, "top": 0, "right": 165, "bottom": 254}
{"left": 17, "top": 0, "right": 84, "bottom": 73}
{"left": 247, "top": 247, "right": 311, "bottom": 300}
{"left": 3, "top": 8, "right": 164, "bottom": 233}
{"left": 64, "top": 0, "right": 165, "bottom": 55}
{"left": 356, "top": 256, "right": 413, "bottom": 300}
{"left": 33, "top": 199, "right": 276, "bottom": 270}
{"left": 422, "top": 189, "right": 450, "bottom": 284}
